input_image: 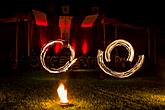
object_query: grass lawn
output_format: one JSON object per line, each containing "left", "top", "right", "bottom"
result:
{"left": 0, "top": 70, "right": 165, "bottom": 110}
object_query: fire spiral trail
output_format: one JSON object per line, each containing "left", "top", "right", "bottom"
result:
{"left": 40, "top": 39, "right": 77, "bottom": 73}
{"left": 97, "top": 39, "right": 144, "bottom": 78}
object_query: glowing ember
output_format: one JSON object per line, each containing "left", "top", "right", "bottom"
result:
{"left": 57, "top": 83, "right": 69, "bottom": 104}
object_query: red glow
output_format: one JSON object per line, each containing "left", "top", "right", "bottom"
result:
{"left": 60, "top": 27, "right": 70, "bottom": 38}
{"left": 54, "top": 43, "right": 61, "bottom": 54}
{"left": 36, "top": 20, "right": 48, "bottom": 26}
{"left": 59, "top": 16, "right": 73, "bottom": 39}
{"left": 82, "top": 39, "right": 88, "bottom": 55}
{"left": 39, "top": 28, "right": 47, "bottom": 48}
{"left": 59, "top": 16, "right": 73, "bottom": 28}
{"left": 101, "top": 18, "right": 119, "bottom": 25}
{"left": 71, "top": 38, "right": 76, "bottom": 52}
{"left": 81, "top": 14, "right": 99, "bottom": 27}
{"left": 40, "top": 37, "right": 47, "bottom": 48}
{"left": 32, "top": 10, "right": 48, "bottom": 26}
{"left": 59, "top": 22, "right": 71, "bottom": 28}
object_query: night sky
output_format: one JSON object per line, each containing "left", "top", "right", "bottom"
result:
{"left": 0, "top": 0, "right": 164, "bottom": 27}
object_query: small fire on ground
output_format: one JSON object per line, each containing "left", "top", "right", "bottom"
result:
{"left": 57, "top": 83, "right": 69, "bottom": 104}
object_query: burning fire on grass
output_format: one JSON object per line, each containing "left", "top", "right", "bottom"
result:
{"left": 57, "top": 83, "right": 69, "bottom": 105}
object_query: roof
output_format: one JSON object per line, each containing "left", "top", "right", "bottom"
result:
{"left": 0, "top": 0, "right": 164, "bottom": 28}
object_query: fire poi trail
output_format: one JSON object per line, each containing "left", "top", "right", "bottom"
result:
{"left": 97, "top": 39, "right": 145, "bottom": 78}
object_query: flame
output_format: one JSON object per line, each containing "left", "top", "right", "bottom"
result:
{"left": 57, "top": 83, "right": 69, "bottom": 104}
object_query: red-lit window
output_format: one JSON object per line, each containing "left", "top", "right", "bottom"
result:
{"left": 81, "top": 14, "right": 98, "bottom": 27}
{"left": 32, "top": 10, "right": 48, "bottom": 26}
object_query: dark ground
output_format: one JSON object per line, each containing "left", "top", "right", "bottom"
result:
{"left": 0, "top": 69, "right": 165, "bottom": 110}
